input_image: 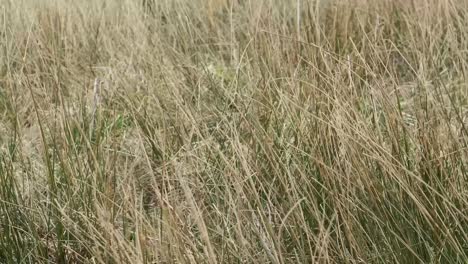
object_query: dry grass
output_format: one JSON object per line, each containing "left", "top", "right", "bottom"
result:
{"left": 0, "top": 0, "right": 467, "bottom": 263}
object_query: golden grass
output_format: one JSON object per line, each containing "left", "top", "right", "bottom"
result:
{"left": 0, "top": 0, "right": 467, "bottom": 263}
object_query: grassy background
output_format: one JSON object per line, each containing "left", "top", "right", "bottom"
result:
{"left": 0, "top": 0, "right": 467, "bottom": 263}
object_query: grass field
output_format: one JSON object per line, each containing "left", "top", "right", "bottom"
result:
{"left": 0, "top": 0, "right": 467, "bottom": 263}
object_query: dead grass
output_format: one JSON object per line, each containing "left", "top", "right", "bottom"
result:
{"left": 0, "top": 0, "right": 467, "bottom": 263}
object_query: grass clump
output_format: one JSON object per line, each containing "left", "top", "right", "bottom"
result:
{"left": 0, "top": 0, "right": 467, "bottom": 263}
